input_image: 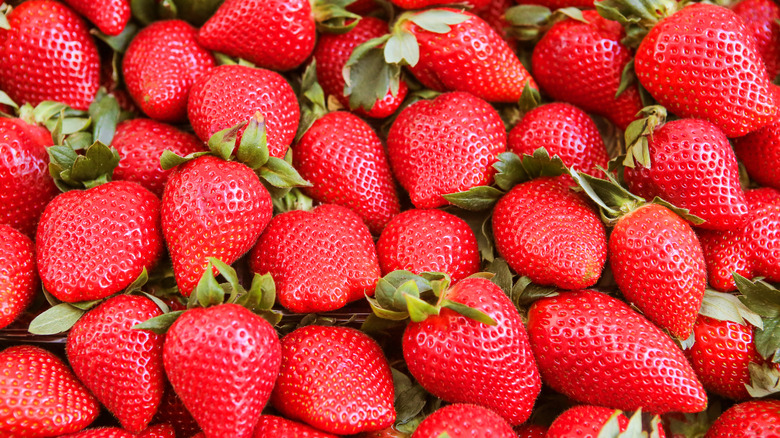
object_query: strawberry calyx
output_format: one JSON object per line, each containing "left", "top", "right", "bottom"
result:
{"left": 0, "top": 3, "right": 10, "bottom": 30}
{"left": 312, "top": 0, "right": 362, "bottom": 34}
{"left": 696, "top": 288, "right": 763, "bottom": 329}
{"left": 594, "top": 0, "right": 679, "bottom": 48}
{"left": 745, "top": 362, "right": 780, "bottom": 398}
{"left": 504, "top": 5, "right": 587, "bottom": 43}
{"left": 484, "top": 258, "right": 559, "bottom": 310}
{"left": 132, "top": 0, "right": 223, "bottom": 26}
{"left": 0, "top": 90, "right": 17, "bottom": 116}
{"left": 297, "top": 61, "right": 331, "bottom": 142}
{"left": 667, "top": 404, "right": 721, "bottom": 438}
{"left": 621, "top": 105, "right": 667, "bottom": 169}
{"left": 598, "top": 408, "right": 663, "bottom": 438}
{"left": 733, "top": 273, "right": 780, "bottom": 363}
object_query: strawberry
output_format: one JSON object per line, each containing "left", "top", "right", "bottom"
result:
{"left": 0, "top": 117, "right": 57, "bottom": 237}
{"left": 163, "top": 303, "right": 281, "bottom": 438}
{"left": 153, "top": 383, "right": 201, "bottom": 438}
{"left": 390, "top": 0, "right": 491, "bottom": 11}
{"left": 409, "top": 403, "right": 516, "bottom": 438}
{"left": 0, "top": 224, "right": 37, "bottom": 329}
{"left": 112, "top": 118, "right": 206, "bottom": 198}
{"left": 515, "top": 0, "right": 595, "bottom": 11}
{"left": 732, "top": 0, "right": 780, "bottom": 79}
{"left": 386, "top": 91, "right": 506, "bottom": 209}
{"left": 293, "top": 111, "right": 400, "bottom": 235}
{"left": 376, "top": 209, "right": 480, "bottom": 282}
{"left": 531, "top": 10, "right": 643, "bottom": 130}
{"left": 492, "top": 176, "right": 607, "bottom": 290}
{"left": 253, "top": 415, "right": 338, "bottom": 437}
{"left": 527, "top": 290, "right": 707, "bottom": 413}
{"left": 734, "top": 121, "right": 780, "bottom": 192}
{"left": 514, "top": 424, "right": 548, "bottom": 438}
{"left": 477, "top": 0, "right": 517, "bottom": 52}
{"left": 704, "top": 400, "right": 780, "bottom": 437}
{"left": 547, "top": 405, "right": 629, "bottom": 437}
{"left": 0, "top": 345, "right": 100, "bottom": 437}
{"left": 59, "top": 424, "right": 176, "bottom": 438}
{"left": 271, "top": 325, "right": 395, "bottom": 434}
{"left": 249, "top": 204, "right": 381, "bottom": 313}
{"left": 123, "top": 20, "right": 216, "bottom": 123}
{"left": 61, "top": 0, "right": 130, "bottom": 35}
{"left": 66, "top": 294, "right": 166, "bottom": 432}
{"left": 633, "top": 3, "right": 780, "bottom": 137}
{"left": 187, "top": 64, "right": 299, "bottom": 158}
{"left": 0, "top": 0, "right": 100, "bottom": 111}
{"left": 508, "top": 103, "right": 610, "bottom": 178}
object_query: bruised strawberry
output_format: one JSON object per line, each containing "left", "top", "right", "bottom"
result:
{"left": 61, "top": 0, "right": 130, "bottom": 36}
{"left": 410, "top": 403, "right": 516, "bottom": 438}
{"left": 0, "top": 224, "right": 37, "bottom": 329}
{"left": 705, "top": 400, "right": 780, "bottom": 437}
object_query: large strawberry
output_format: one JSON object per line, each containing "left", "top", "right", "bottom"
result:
{"left": 271, "top": 325, "right": 395, "bottom": 434}
{"left": 732, "top": 0, "right": 780, "bottom": 79}
{"left": 61, "top": 0, "right": 130, "bottom": 36}
{"left": 734, "top": 121, "right": 780, "bottom": 192}
{"left": 0, "top": 345, "right": 100, "bottom": 437}
{"left": 0, "top": 224, "right": 37, "bottom": 329}
{"left": 123, "top": 20, "right": 215, "bottom": 123}
{"left": 527, "top": 290, "right": 707, "bottom": 413}
{"left": 253, "top": 415, "right": 338, "bottom": 438}
{"left": 410, "top": 404, "right": 516, "bottom": 438}
{"left": 704, "top": 400, "right": 780, "bottom": 437}
{"left": 0, "top": 0, "right": 100, "bottom": 110}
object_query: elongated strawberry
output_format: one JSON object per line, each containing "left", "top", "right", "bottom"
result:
{"left": 0, "top": 224, "right": 37, "bottom": 329}
{"left": 0, "top": 345, "right": 100, "bottom": 437}
{"left": 253, "top": 415, "right": 338, "bottom": 438}
{"left": 410, "top": 404, "right": 516, "bottom": 438}
{"left": 0, "top": 0, "right": 100, "bottom": 110}
{"left": 705, "top": 400, "right": 780, "bottom": 437}
{"left": 732, "top": 0, "right": 780, "bottom": 79}
{"left": 547, "top": 405, "right": 629, "bottom": 437}
{"left": 61, "top": 0, "right": 130, "bottom": 36}
{"left": 734, "top": 121, "right": 780, "bottom": 191}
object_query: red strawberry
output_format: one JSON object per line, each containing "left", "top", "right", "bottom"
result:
{"left": 376, "top": 208, "right": 480, "bottom": 282}
{"left": 734, "top": 121, "right": 780, "bottom": 192}
{"left": 387, "top": 91, "right": 506, "bottom": 209}
{"left": 163, "top": 303, "right": 281, "bottom": 438}
{"left": 0, "top": 224, "right": 37, "bottom": 329}
{"left": 112, "top": 118, "right": 206, "bottom": 198}
{"left": 547, "top": 405, "right": 629, "bottom": 437}
{"left": 0, "top": 345, "right": 100, "bottom": 437}
{"left": 0, "top": 0, "right": 100, "bottom": 110}
{"left": 531, "top": 10, "right": 642, "bottom": 130}
{"left": 187, "top": 64, "right": 299, "bottom": 158}
{"left": 59, "top": 424, "right": 176, "bottom": 438}
{"left": 492, "top": 176, "right": 607, "bottom": 290}
{"left": 390, "top": 0, "right": 491, "bottom": 11}
{"left": 514, "top": 424, "right": 548, "bottom": 438}
{"left": 409, "top": 403, "right": 516, "bottom": 438}
{"left": 293, "top": 111, "right": 400, "bottom": 235}
{"left": 508, "top": 103, "right": 609, "bottom": 178}
{"left": 66, "top": 295, "right": 166, "bottom": 432}
{"left": 123, "top": 20, "right": 216, "bottom": 123}
{"left": 516, "top": 0, "right": 595, "bottom": 10}
{"left": 61, "top": 0, "right": 130, "bottom": 36}
{"left": 527, "top": 290, "right": 707, "bottom": 413}
{"left": 271, "top": 325, "right": 395, "bottom": 434}
{"left": 732, "top": 0, "right": 780, "bottom": 79}
{"left": 253, "top": 415, "right": 338, "bottom": 437}
{"left": 153, "top": 383, "right": 201, "bottom": 438}
{"left": 634, "top": 3, "right": 780, "bottom": 137}
{"left": 705, "top": 400, "right": 780, "bottom": 437}
{"left": 249, "top": 204, "right": 381, "bottom": 313}
{"left": 477, "top": 0, "right": 517, "bottom": 52}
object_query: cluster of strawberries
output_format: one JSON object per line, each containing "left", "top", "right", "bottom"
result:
{"left": 2, "top": 0, "right": 780, "bottom": 436}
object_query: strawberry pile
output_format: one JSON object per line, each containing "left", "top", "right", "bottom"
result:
{"left": 2, "top": 0, "right": 780, "bottom": 436}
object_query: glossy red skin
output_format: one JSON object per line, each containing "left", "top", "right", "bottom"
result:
{"left": 0, "top": 0, "right": 99, "bottom": 110}
{"left": 387, "top": 91, "right": 506, "bottom": 209}
{"left": 705, "top": 400, "right": 780, "bottom": 437}
{"left": 410, "top": 403, "right": 515, "bottom": 438}
{"left": 609, "top": 204, "right": 707, "bottom": 339}
{"left": 123, "top": 20, "right": 215, "bottom": 123}
{"left": 253, "top": 415, "right": 338, "bottom": 437}
{"left": 0, "top": 225, "right": 36, "bottom": 329}
{"left": 153, "top": 383, "right": 201, "bottom": 438}
{"left": 732, "top": 0, "right": 780, "bottom": 79}
{"left": 376, "top": 208, "right": 480, "bottom": 282}
{"left": 516, "top": 0, "right": 594, "bottom": 10}
{"left": 36, "top": 181, "right": 164, "bottom": 303}
{"left": 392, "top": 0, "right": 490, "bottom": 10}
{"left": 0, "top": 345, "right": 100, "bottom": 437}
{"left": 624, "top": 119, "right": 749, "bottom": 231}
{"left": 164, "top": 304, "right": 281, "bottom": 438}
{"left": 492, "top": 177, "right": 607, "bottom": 290}
{"left": 403, "top": 278, "right": 541, "bottom": 425}
{"left": 112, "top": 119, "right": 206, "bottom": 198}
{"left": 198, "top": 0, "right": 314, "bottom": 71}
{"left": 59, "top": 424, "right": 176, "bottom": 438}
{"left": 187, "top": 65, "right": 299, "bottom": 158}
{"left": 66, "top": 295, "right": 165, "bottom": 432}
{"left": 403, "top": 9, "right": 536, "bottom": 103}
{"left": 734, "top": 121, "right": 780, "bottom": 191}
{"left": 314, "top": 17, "right": 408, "bottom": 119}
{"left": 162, "top": 155, "right": 272, "bottom": 296}
{"left": 531, "top": 10, "right": 642, "bottom": 130}
{"left": 527, "top": 290, "right": 707, "bottom": 413}
{"left": 271, "top": 326, "right": 395, "bottom": 435}
{"left": 62, "top": 0, "right": 130, "bottom": 35}
{"left": 249, "top": 204, "right": 381, "bottom": 313}
{"left": 293, "top": 111, "right": 400, "bottom": 235}
{"left": 635, "top": 3, "right": 780, "bottom": 138}
{"left": 478, "top": 0, "right": 517, "bottom": 52}
{"left": 547, "top": 405, "right": 629, "bottom": 438}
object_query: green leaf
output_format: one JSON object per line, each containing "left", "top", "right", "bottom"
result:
{"left": 485, "top": 258, "right": 513, "bottom": 297}
{"left": 170, "top": 0, "right": 225, "bottom": 26}
{"left": 405, "top": 294, "right": 439, "bottom": 322}
{"left": 194, "top": 262, "right": 225, "bottom": 308}
{"left": 384, "top": 31, "right": 419, "bottom": 66}
{"left": 394, "top": 378, "right": 428, "bottom": 424}
{"left": 140, "top": 292, "right": 171, "bottom": 314}
{"left": 89, "top": 94, "right": 121, "bottom": 145}
{"left": 367, "top": 295, "right": 411, "bottom": 320}
{"left": 409, "top": 9, "right": 470, "bottom": 34}
{"left": 622, "top": 105, "right": 666, "bottom": 169}
{"left": 64, "top": 132, "right": 94, "bottom": 151}
{"left": 209, "top": 257, "right": 242, "bottom": 294}
{"left": 207, "top": 122, "right": 244, "bottom": 160}
{"left": 71, "top": 142, "right": 121, "bottom": 188}
{"left": 504, "top": 5, "right": 552, "bottom": 27}
{"left": 44, "top": 117, "right": 91, "bottom": 136}
{"left": 130, "top": 0, "right": 158, "bottom": 25}
{"left": 441, "top": 299, "right": 496, "bottom": 326}
{"left": 699, "top": 289, "right": 763, "bottom": 329}
{"left": 33, "top": 101, "right": 73, "bottom": 125}
{"left": 258, "top": 156, "right": 311, "bottom": 188}
{"left": 650, "top": 197, "right": 705, "bottom": 225}
{"left": 597, "top": 411, "right": 625, "bottom": 438}
{"left": 569, "top": 168, "right": 645, "bottom": 225}
{"left": 159, "top": 149, "right": 210, "bottom": 170}
{"left": 615, "top": 59, "right": 636, "bottom": 98}
{"left": 745, "top": 362, "right": 780, "bottom": 398}
{"left": 493, "top": 152, "right": 528, "bottom": 192}
{"left": 132, "top": 310, "right": 186, "bottom": 334}
{"left": 0, "top": 90, "right": 17, "bottom": 108}
{"left": 443, "top": 186, "right": 504, "bottom": 211}
{"left": 343, "top": 38, "right": 401, "bottom": 111}
{"left": 517, "top": 80, "right": 542, "bottom": 112}
{"left": 755, "top": 317, "right": 780, "bottom": 361}
{"left": 69, "top": 299, "right": 103, "bottom": 311}
{"left": 90, "top": 21, "right": 140, "bottom": 53}
{"left": 0, "top": 10, "right": 9, "bottom": 30}
{"left": 735, "top": 274, "right": 780, "bottom": 319}
{"left": 236, "top": 113, "right": 270, "bottom": 169}
{"left": 28, "top": 303, "right": 85, "bottom": 335}
{"left": 236, "top": 272, "right": 276, "bottom": 312}
{"left": 124, "top": 268, "right": 149, "bottom": 294}
{"left": 511, "top": 276, "right": 559, "bottom": 307}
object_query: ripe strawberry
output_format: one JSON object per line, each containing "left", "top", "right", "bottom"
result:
{"left": 386, "top": 91, "right": 506, "bottom": 209}
{"left": 66, "top": 295, "right": 166, "bottom": 432}
{"left": 410, "top": 403, "right": 516, "bottom": 438}
{"left": 376, "top": 208, "right": 480, "bottom": 282}
{"left": 123, "top": 20, "right": 216, "bottom": 123}
{"left": 187, "top": 64, "right": 299, "bottom": 158}
{"left": 164, "top": 303, "right": 281, "bottom": 438}
{"left": 0, "top": 345, "right": 100, "bottom": 437}
{"left": 391, "top": 0, "right": 491, "bottom": 10}
{"left": 253, "top": 415, "right": 338, "bottom": 437}
{"left": 514, "top": 424, "right": 548, "bottom": 438}
{"left": 634, "top": 3, "right": 780, "bottom": 137}
{"left": 508, "top": 103, "right": 610, "bottom": 178}
{"left": 478, "top": 0, "right": 517, "bottom": 52}
{"left": 59, "top": 424, "right": 176, "bottom": 438}
{"left": 547, "top": 405, "right": 629, "bottom": 437}
{"left": 249, "top": 204, "right": 381, "bottom": 313}
{"left": 271, "top": 325, "right": 395, "bottom": 434}
{"left": 531, "top": 10, "right": 643, "bottom": 130}
{"left": 0, "top": 224, "right": 37, "bottom": 329}
{"left": 734, "top": 121, "right": 780, "bottom": 192}
{"left": 293, "top": 111, "right": 400, "bottom": 235}
{"left": 732, "top": 0, "right": 780, "bottom": 79}
{"left": 61, "top": 0, "right": 130, "bottom": 36}
{"left": 704, "top": 400, "right": 780, "bottom": 437}
{"left": 0, "top": 0, "right": 100, "bottom": 110}
{"left": 0, "top": 117, "right": 57, "bottom": 237}
{"left": 527, "top": 290, "right": 707, "bottom": 413}
{"left": 492, "top": 176, "right": 607, "bottom": 290}
{"left": 516, "top": 0, "right": 595, "bottom": 10}
{"left": 153, "top": 383, "right": 201, "bottom": 438}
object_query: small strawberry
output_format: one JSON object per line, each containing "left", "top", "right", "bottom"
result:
{"left": 547, "top": 405, "right": 629, "bottom": 437}
{"left": 253, "top": 415, "right": 338, "bottom": 437}
{"left": 732, "top": 0, "right": 780, "bottom": 79}
{"left": 410, "top": 404, "right": 516, "bottom": 438}
{"left": 61, "top": 0, "right": 130, "bottom": 36}
{"left": 0, "top": 224, "right": 37, "bottom": 329}
{"left": 734, "top": 121, "right": 780, "bottom": 192}
{"left": 705, "top": 400, "right": 780, "bottom": 437}
{"left": 0, "top": 345, "right": 100, "bottom": 437}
